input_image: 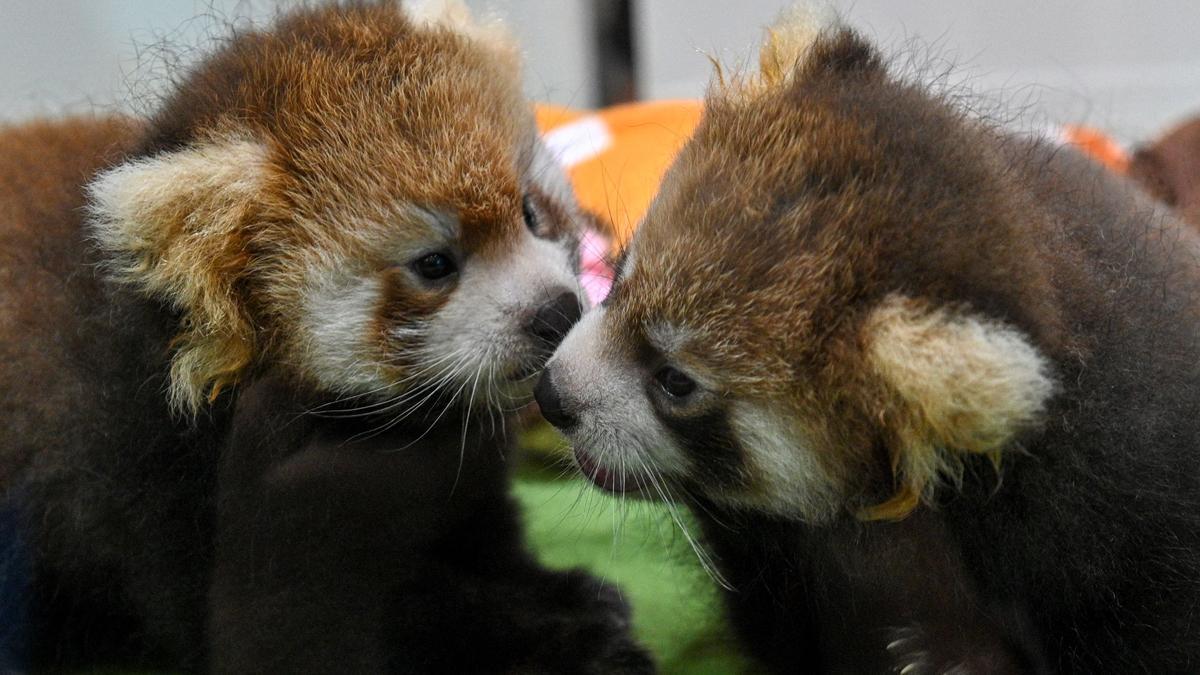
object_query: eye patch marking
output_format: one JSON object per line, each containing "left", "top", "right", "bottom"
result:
{"left": 525, "top": 186, "right": 575, "bottom": 240}
{"left": 658, "top": 407, "right": 746, "bottom": 490}
{"left": 522, "top": 194, "right": 539, "bottom": 232}
{"left": 376, "top": 266, "right": 452, "bottom": 347}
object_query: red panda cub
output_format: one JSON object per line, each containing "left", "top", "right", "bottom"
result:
{"left": 537, "top": 13, "right": 1200, "bottom": 674}
{"left": 0, "top": 2, "right": 650, "bottom": 672}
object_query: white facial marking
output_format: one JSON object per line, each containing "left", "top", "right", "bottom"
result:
{"left": 645, "top": 322, "right": 700, "bottom": 366}
{"left": 553, "top": 306, "right": 841, "bottom": 520}
{"left": 426, "top": 229, "right": 582, "bottom": 401}
{"left": 291, "top": 171, "right": 587, "bottom": 418}
{"left": 727, "top": 402, "right": 840, "bottom": 520}
{"left": 550, "top": 308, "right": 690, "bottom": 480}
{"left": 413, "top": 207, "right": 460, "bottom": 243}
{"left": 299, "top": 267, "right": 388, "bottom": 395}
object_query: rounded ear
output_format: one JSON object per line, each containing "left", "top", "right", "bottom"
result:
{"left": 798, "top": 27, "right": 884, "bottom": 78}
{"left": 756, "top": 5, "right": 833, "bottom": 87}
{"left": 1128, "top": 147, "right": 1177, "bottom": 206}
{"left": 859, "top": 295, "right": 1055, "bottom": 521}
{"left": 88, "top": 139, "right": 270, "bottom": 414}
{"left": 715, "top": 8, "right": 883, "bottom": 99}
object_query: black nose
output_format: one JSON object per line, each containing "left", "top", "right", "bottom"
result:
{"left": 525, "top": 291, "right": 583, "bottom": 351}
{"left": 535, "top": 369, "right": 577, "bottom": 431}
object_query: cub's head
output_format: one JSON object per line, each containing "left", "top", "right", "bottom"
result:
{"left": 537, "top": 19, "right": 1058, "bottom": 522}
{"left": 89, "top": 1, "right": 584, "bottom": 415}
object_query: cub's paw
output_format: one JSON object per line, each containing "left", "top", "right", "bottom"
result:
{"left": 886, "top": 626, "right": 937, "bottom": 674}
{"left": 885, "top": 623, "right": 1032, "bottom": 675}
{"left": 532, "top": 569, "right": 655, "bottom": 674}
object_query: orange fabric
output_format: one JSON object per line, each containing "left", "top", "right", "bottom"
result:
{"left": 1060, "top": 124, "right": 1130, "bottom": 174}
{"left": 534, "top": 104, "right": 589, "bottom": 130}
{"left": 536, "top": 101, "right": 703, "bottom": 249}
{"left": 537, "top": 103, "right": 1130, "bottom": 253}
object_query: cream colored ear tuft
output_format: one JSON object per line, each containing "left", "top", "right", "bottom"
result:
{"left": 404, "top": 0, "right": 519, "bottom": 65}
{"left": 758, "top": 5, "right": 831, "bottom": 87}
{"left": 710, "top": 4, "right": 834, "bottom": 99}
{"left": 711, "top": 5, "right": 890, "bottom": 102}
{"left": 88, "top": 139, "right": 270, "bottom": 415}
{"left": 861, "top": 294, "right": 1055, "bottom": 520}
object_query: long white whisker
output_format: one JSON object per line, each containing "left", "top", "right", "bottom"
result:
{"left": 450, "top": 364, "right": 484, "bottom": 496}
{"left": 635, "top": 453, "right": 733, "bottom": 591}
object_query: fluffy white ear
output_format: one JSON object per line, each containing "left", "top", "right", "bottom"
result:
{"left": 756, "top": 5, "right": 832, "bottom": 87}
{"left": 861, "top": 294, "right": 1055, "bottom": 520}
{"left": 404, "top": 0, "right": 519, "bottom": 66}
{"left": 708, "top": 4, "right": 833, "bottom": 97}
{"left": 88, "top": 139, "right": 270, "bottom": 414}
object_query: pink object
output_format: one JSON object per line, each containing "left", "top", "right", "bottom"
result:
{"left": 577, "top": 228, "right": 614, "bottom": 307}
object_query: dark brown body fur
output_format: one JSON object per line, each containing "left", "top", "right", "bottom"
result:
{"left": 686, "top": 47, "right": 1200, "bottom": 674}
{"left": 0, "top": 113, "right": 650, "bottom": 673}
{"left": 1131, "top": 114, "right": 1200, "bottom": 227}
{"left": 0, "top": 117, "right": 213, "bottom": 665}
{"left": 543, "top": 28, "right": 1200, "bottom": 673}
{"left": 0, "top": 5, "right": 650, "bottom": 671}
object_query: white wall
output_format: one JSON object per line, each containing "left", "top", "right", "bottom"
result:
{"left": 467, "top": 0, "right": 599, "bottom": 108}
{"left": 0, "top": 1, "right": 277, "bottom": 120}
{"left": 0, "top": 0, "right": 598, "bottom": 120}
{"left": 636, "top": 0, "right": 1200, "bottom": 143}
{"left": 1, "top": 1, "right": 1198, "bottom": 142}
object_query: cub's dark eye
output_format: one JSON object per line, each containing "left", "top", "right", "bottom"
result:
{"left": 413, "top": 252, "right": 457, "bottom": 281}
{"left": 522, "top": 194, "right": 538, "bottom": 232}
{"left": 655, "top": 366, "right": 696, "bottom": 399}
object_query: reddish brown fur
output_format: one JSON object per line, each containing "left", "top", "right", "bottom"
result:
{"left": 0, "top": 117, "right": 140, "bottom": 484}
{"left": 593, "top": 26, "right": 1200, "bottom": 672}
{"left": 1130, "top": 114, "right": 1200, "bottom": 227}
{"left": 609, "top": 30, "right": 1071, "bottom": 507}
{"left": 122, "top": 2, "right": 539, "bottom": 406}
{"left": 0, "top": 3, "right": 646, "bottom": 671}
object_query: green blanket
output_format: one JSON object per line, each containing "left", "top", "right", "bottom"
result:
{"left": 515, "top": 425, "right": 756, "bottom": 674}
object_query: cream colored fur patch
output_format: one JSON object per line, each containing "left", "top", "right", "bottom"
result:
{"left": 864, "top": 294, "right": 1055, "bottom": 512}
{"left": 88, "top": 139, "right": 270, "bottom": 414}
{"left": 758, "top": 5, "right": 833, "bottom": 86}
{"left": 728, "top": 401, "right": 840, "bottom": 521}
{"left": 299, "top": 268, "right": 388, "bottom": 396}
{"left": 714, "top": 3, "right": 834, "bottom": 98}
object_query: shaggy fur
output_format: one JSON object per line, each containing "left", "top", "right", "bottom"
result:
{"left": 539, "top": 17, "right": 1200, "bottom": 674}
{"left": 0, "top": 2, "right": 649, "bottom": 672}
{"left": 211, "top": 376, "right": 650, "bottom": 673}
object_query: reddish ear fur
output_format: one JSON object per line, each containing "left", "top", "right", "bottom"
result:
{"left": 1129, "top": 117, "right": 1200, "bottom": 226}
{"left": 860, "top": 295, "right": 1055, "bottom": 520}
{"left": 88, "top": 139, "right": 270, "bottom": 414}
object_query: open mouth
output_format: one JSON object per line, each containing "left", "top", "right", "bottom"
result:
{"left": 573, "top": 447, "right": 644, "bottom": 495}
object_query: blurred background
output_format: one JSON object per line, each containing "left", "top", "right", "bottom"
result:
{"left": 0, "top": 0, "right": 1198, "bottom": 144}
